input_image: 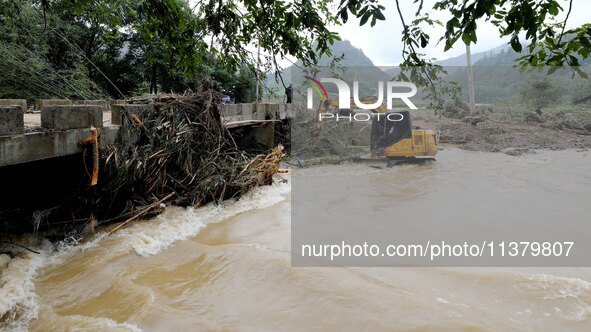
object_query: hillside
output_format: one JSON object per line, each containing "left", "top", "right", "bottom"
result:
{"left": 264, "top": 40, "right": 389, "bottom": 99}
{"left": 435, "top": 44, "right": 510, "bottom": 66}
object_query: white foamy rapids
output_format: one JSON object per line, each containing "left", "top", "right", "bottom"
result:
{"left": 116, "top": 180, "right": 290, "bottom": 256}
{"left": 513, "top": 272, "right": 591, "bottom": 322}
{"left": 35, "top": 305, "right": 143, "bottom": 332}
{"left": 0, "top": 180, "right": 289, "bottom": 330}
{"left": 0, "top": 253, "right": 44, "bottom": 331}
{"left": 58, "top": 316, "right": 142, "bottom": 332}
{"left": 58, "top": 315, "right": 142, "bottom": 332}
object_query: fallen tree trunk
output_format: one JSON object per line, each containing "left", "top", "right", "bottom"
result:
{"left": 106, "top": 192, "right": 175, "bottom": 236}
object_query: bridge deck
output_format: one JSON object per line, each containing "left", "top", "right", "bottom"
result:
{"left": 1, "top": 103, "right": 293, "bottom": 167}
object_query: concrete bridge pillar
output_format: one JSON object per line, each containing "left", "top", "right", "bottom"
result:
{"left": 0, "top": 99, "right": 27, "bottom": 113}
{"left": 75, "top": 100, "right": 109, "bottom": 112}
{"left": 35, "top": 99, "right": 73, "bottom": 111}
{"left": 0, "top": 106, "right": 24, "bottom": 136}
{"left": 41, "top": 105, "right": 103, "bottom": 129}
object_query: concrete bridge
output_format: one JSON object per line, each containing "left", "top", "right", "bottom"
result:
{"left": 0, "top": 99, "right": 294, "bottom": 167}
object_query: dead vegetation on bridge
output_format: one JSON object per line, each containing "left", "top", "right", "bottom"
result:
{"left": 18, "top": 79, "right": 284, "bottom": 236}
{"left": 106, "top": 82, "right": 280, "bottom": 198}
{"left": 88, "top": 79, "right": 283, "bottom": 233}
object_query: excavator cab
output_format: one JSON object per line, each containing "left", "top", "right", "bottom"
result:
{"left": 318, "top": 98, "right": 438, "bottom": 166}
{"left": 370, "top": 111, "right": 438, "bottom": 165}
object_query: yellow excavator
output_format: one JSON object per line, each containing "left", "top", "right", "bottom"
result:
{"left": 320, "top": 97, "right": 439, "bottom": 166}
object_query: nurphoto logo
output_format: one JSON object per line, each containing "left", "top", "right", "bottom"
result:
{"left": 305, "top": 76, "right": 418, "bottom": 110}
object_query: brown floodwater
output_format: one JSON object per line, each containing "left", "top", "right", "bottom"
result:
{"left": 1, "top": 148, "right": 591, "bottom": 331}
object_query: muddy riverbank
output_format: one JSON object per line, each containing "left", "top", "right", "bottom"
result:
{"left": 413, "top": 108, "right": 591, "bottom": 155}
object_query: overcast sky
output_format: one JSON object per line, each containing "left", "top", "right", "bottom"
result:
{"left": 330, "top": 0, "right": 590, "bottom": 65}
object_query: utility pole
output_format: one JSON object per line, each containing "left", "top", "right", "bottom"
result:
{"left": 255, "top": 43, "right": 261, "bottom": 103}
{"left": 466, "top": 44, "right": 476, "bottom": 114}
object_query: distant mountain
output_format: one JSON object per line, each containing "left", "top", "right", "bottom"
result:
{"left": 264, "top": 40, "right": 390, "bottom": 98}
{"left": 442, "top": 37, "right": 591, "bottom": 67}
{"left": 434, "top": 47, "right": 591, "bottom": 104}
{"left": 311, "top": 39, "right": 376, "bottom": 67}
{"left": 436, "top": 44, "right": 511, "bottom": 66}
{"left": 264, "top": 40, "right": 591, "bottom": 103}
{"left": 474, "top": 45, "right": 591, "bottom": 67}
{"left": 473, "top": 47, "right": 521, "bottom": 66}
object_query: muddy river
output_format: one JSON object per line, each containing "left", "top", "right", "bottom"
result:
{"left": 1, "top": 148, "right": 591, "bottom": 331}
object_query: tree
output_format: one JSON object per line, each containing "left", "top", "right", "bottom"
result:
{"left": 40, "top": 0, "right": 340, "bottom": 80}
{"left": 337, "top": 0, "right": 591, "bottom": 74}
{"left": 520, "top": 78, "right": 560, "bottom": 110}
{"left": 11, "top": 0, "right": 590, "bottom": 101}
{"left": 0, "top": 0, "right": 107, "bottom": 99}
{"left": 1, "top": 0, "right": 346, "bottom": 98}
{"left": 1, "top": 0, "right": 284, "bottom": 99}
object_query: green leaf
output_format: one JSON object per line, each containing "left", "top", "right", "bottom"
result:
{"left": 510, "top": 35, "right": 522, "bottom": 52}
{"left": 444, "top": 35, "right": 459, "bottom": 51}
{"left": 568, "top": 55, "right": 580, "bottom": 66}
{"left": 580, "top": 36, "right": 591, "bottom": 48}
{"left": 340, "top": 8, "right": 348, "bottom": 23}
{"left": 374, "top": 10, "right": 385, "bottom": 21}
{"left": 574, "top": 67, "right": 589, "bottom": 79}
{"left": 420, "top": 34, "right": 428, "bottom": 48}
{"left": 462, "top": 32, "right": 471, "bottom": 45}
{"left": 360, "top": 11, "right": 370, "bottom": 26}
{"left": 358, "top": 5, "right": 368, "bottom": 17}
{"left": 547, "top": 66, "right": 558, "bottom": 75}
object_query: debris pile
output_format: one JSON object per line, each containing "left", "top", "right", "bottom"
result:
{"left": 1, "top": 80, "right": 285, "bottom": 236}
{"left": 98, "top": 80, "right": 283, "bottom": 215}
